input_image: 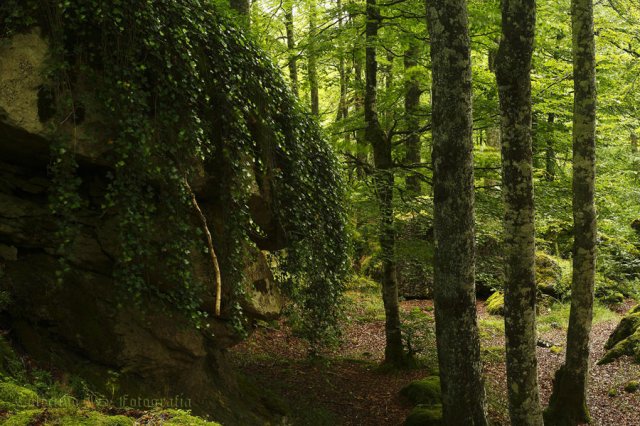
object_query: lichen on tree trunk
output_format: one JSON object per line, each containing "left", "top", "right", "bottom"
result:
{"left": 426, "top": 0, "right": 488, "bottom": 423}
{"left": 495, "top": 0, "right": 543, "bottom": 424}
{"left": 544, "top": 0, "right": 597, "bottom": 423}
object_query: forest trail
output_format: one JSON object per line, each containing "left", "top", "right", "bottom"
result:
{"left": 232, "top": 297, "right": 640, "bottom": 426}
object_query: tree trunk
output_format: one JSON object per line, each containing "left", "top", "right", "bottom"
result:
{"left": 544, "top": 0, "right": 597, "bottom": 423}
{"left": 546, "top": 113, "right": 556, "bottom": 181}
{"left": 308, "top": 0, "right": 320, "bottom": 116}
{"left": 426, "top": 0, "right": 487, "bottom": 423}
{"left": 631, "top": 131, "right": 638, "bottom": 153}
{"left": 365, "top": 0, "right": 405, "bottom": 367}
{"left": 354, "top": 45, "right": 367, "bottom": 177}
{"left": 495, "top": 0, "right": 543, "bottom": 424}
{"left": 404, "top": 39, "right": 422, "bottom": 194}
{"left": 284, "top": 2, "right": 298, "bottom": 96}
{"left": 230, "top": 0, "right": 250, "bottom": 25}
{"left": 336, "top": 0, "right": 349, "bottom": 122}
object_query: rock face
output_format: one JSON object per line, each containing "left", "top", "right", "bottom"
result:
{"left": 0, "top": 29, "right": 282, "bottom": 424}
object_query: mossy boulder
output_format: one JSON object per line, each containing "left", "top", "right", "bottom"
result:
{"left": 0, "top": 381, "right": 38, "bottom": 411}
{"left": 599, "top": 305, "right": 640, "bottom": 364}
{"left": 400, "top": 376, "right": 441, "bottom": 405}
{"left": 486, "top": 291, "right": 504, "bottom": 316}
{"left": 404, "top": 404, "right": 442, "bottom": 426}
{"left": 624, "top": 380, "right": 639, "bottom": 393}
{"left": 535, "top": 251, "right": 565, "bottom": 298}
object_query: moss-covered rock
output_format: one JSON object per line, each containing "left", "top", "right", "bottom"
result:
{"left": 535, "top": 251, "right": 564, "bottom": 297}
{"left": 404, "top": 404, "right": 442, "bottom": 426}
{"left": 624, "top": 380, "right": 639, "bottom": 393}
{"left": 0, "top": 381, "right": 38, "bottom": 411}
{"left": 485, "top": 291, "right": 504, "bottom": 316}
{"left": 599, "top": 305, "right": 640, "bottom": 364}
{"left": 1, "top": 406, "right": 223, "bottom": 425}
{"left": 400, "top": 376, "right": 441, "bottom": 405}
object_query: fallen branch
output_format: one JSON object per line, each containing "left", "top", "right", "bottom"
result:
{"left": 184, "top": 179, "right": 222, "bottom": 317}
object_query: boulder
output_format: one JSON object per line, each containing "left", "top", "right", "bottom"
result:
{"left": 598, "top": 305, "right": 640, "bottom": 365}
{"left": 0, "top": 28, "right": 283, "bottom": 424}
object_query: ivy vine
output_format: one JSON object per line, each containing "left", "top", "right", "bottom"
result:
{"left": 0, "top": 0, "right": 348, "bottom": 345}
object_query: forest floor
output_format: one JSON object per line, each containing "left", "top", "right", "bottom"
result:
{"left": 231, "top": 291, "right": 640, "bottom": 426}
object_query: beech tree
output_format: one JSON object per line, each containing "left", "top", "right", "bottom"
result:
{"left": 364, "top": 0, "right": 405, "bottom": 366}
{"left": 544, "top": 0, "right": 598, "bottom": 423}
{"left": 496, "top": 0, "right": 544, "bottom": 424}
{"left": 426, "top": 0, "right": 487, "bottom": 423}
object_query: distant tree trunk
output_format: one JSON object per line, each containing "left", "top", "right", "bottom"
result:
{"left": 336, "top": 0, "right": 349, "bottom": 122}
{"left": 354, "top": 45, "right": 367, "bottom": 176}
{"left": 284, "top": 2, "right": 298, "bottom": 96}
{"left": 546, "top": 113, "right": 556, "bottom": 180}
{"left": 495, "top": 0, "right": 543, "bottom": 424}
{"left": 426, "top": 0, "right": 487, "bottom": 424}
{"left": 365, "top": 0, "right": 404, "bottom": 366}
{"left": 544, "top": 0, "right": 597, "bottom": 423}
{"left": 404, "top": 39, "right": 421, "bottom": 194}
{"left": 631, "top": 131, "right": 638, "bottom": 153}
{"left": 308, "top": 0, "right": 320, "bottom": 116}
{"left": 230, "top": 0, "right": 250, "bottom": 24}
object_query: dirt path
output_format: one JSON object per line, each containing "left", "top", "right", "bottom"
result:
{"left": 230, "top": 299, "right": 640, "bottom": 425}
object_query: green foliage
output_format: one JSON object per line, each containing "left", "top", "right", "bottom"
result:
{"left": 1, "top": 0, "right": 348, "bottom": 343}
{"left": 400, "top": 307, "right": 436, "bottom": 360}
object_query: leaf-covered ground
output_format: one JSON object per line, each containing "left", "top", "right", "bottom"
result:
{"left": 231, "top": 293, "right": 640, "bottom": 425}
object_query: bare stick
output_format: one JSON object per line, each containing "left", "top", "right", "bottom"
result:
{"left": 185, "top": 179, "right": 222, "bottom": 317}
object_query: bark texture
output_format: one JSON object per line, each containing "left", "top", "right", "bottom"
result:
{"left": 426, "top": 0, "right": 487, "bottom": 423}
{"left": 365, "top": 0, "right": 404, "bottom": 366}
{"left": 495, "top": 0, "right": 543, "bottom": 424}
{"left": 544, "top": 0, "right": 597, "bottom": 423}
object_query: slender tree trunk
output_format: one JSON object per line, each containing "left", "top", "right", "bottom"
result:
{"left": 404, "top": 39, "right": 422, "bottom": 194}
{"left": 284, "top": 1, "right": 298, "bottom": 96}
{"left": 308, "top": 0, "right": 319, "bottom": 116}
{"left": 365, "top": 0, "right": 404, "bottom": 366}
{"left": 336, "top": 0, "right": 349, "bottom": 122}
{"left": 631, "top": 131, "right": 638, "bottom": 153}
{"left": 495, "top": 0, "right": 543, "bottom": 424}
{"left": 546, "top": 113, "right": 556, "bottom": 180}
{"left": 544, "top": 0, "right": 597, "bottom": 423}
{"left": 426, "top": 0, "right": 487, "bottom": 423}
{"left": 354, "top": 47, "right": 367, "bottom": 177}
{"left": 230, "top": 0, "right": 250, "bottom": 25}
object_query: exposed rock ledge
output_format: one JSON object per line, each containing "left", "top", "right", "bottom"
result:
{"left": 0, "top": 29, "right": 284, "bottom": 425}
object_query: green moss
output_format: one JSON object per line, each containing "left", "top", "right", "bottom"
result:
{"left": 0, "top": 381, "right": 38, "bottom": 411}
{"left": 605, "top": 312, "right": 640, "bottom": 350}
{"left": 624, "top": 380, "right": 639, "bottom": 393}
{"left": 485, "top": 291, "right": 504, "bottom": 316}
{"left": 599, "top": 327, "right": 640, "bottom": 365}
{"left": 3, "top": 409, "right": 44, "bottom": 426}
{"left": 481, "top": 346, "right": 505, "bottom": 363}
{"left": 599, "top": 305, "right": 640, "bottom": 364}
{"left": 400, "top": 376, "right": 441, "bottom": 405}
{"left": 404, "top": 404, "right": 442, "bottom": 426}
{"left": 535, "top": 251, "right": 565, "bottom": 297}
{"left": 159, "top": 410, "right": 221, "bottom": 425}
{"left": 608, "top": 387, "right": 618, "bottom": 397}
{"left": 550, "top": 345, "right": 563, "bottom": 355}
